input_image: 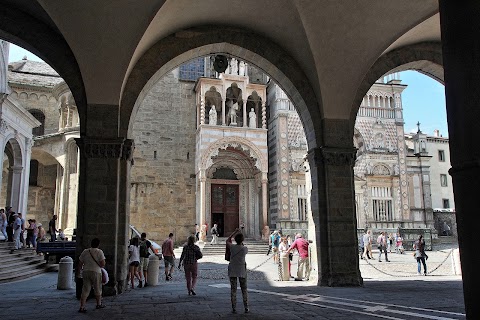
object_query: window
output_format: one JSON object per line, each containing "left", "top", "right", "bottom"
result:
{"left": 297, "top": 184, "right": 308, "bottom": 220}
{"left": 371, "top": 186, "right": 393, "bottom": 221}
{"left": 29, "top": 109, "right": 45, "bottom": 136}
{"left": 179, "top": 57, "right": 205, "bottom": 81}
{"left": 29, "top": 160, "right": 39, "bottom": 186}
{"left": 440, "top": 174, "right": 448, "bottom": 187}
{"left": 438, "top": 150, "right": 445, "bottom": 162}
{"left": 442, "top": 199, "right": 450, "bottom": 209}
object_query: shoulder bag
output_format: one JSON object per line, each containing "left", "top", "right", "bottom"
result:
{"left": 88, "top": 249, "right": 108, "bottom": 285}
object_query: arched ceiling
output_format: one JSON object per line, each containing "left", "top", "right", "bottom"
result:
{"left": 7, "top": 1, "right": 440, "bottom": 121}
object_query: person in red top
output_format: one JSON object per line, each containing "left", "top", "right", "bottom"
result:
{"left": 162, "top": 233, "right": 175, "bottom": 281}
{"left": 286, "top": 233, "right": 310, "bottom": 281}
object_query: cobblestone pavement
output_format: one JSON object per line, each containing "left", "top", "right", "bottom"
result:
{"left": 0, "top": 248, "right": 466, "bottom": 320}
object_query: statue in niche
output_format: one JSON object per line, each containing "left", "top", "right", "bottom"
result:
{"left": 239, "top": 61, "right": 245, "bottom": 76}
{"left": 231, "top": 58, "right": 238, "bottom": 75}
{"left": 228, "top": 102, "right": 238, "bottom": 125}
{"left": 393, "top": 163, "right": 399, "bottom": 175}
{"left": 209, "top": 105, "right": 217, "bottom": 125}
{"left": 262, "top": 225, "right": 270, "bottom": 240}
{"left": 249, "top": 108, "right": 256, "bottom": 128}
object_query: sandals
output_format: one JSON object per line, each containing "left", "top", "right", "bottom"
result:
{"left": 96, "top": 304, "right": 106, "bottom": 309}
{"left": 78, "top": 307, "right": 87, "bottom": 313}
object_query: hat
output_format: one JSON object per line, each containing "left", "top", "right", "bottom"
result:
{"left": 37, "top": 223, "right": 42, "bottom": 227}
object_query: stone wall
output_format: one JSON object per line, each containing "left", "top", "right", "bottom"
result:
{"left": 130, "top": 72, "right": 197, "bottom": 243}
{"left": 27, "top": 163, "right": 56, "bottom": 224}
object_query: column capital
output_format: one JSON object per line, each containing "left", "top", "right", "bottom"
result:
{"left": 75, "top": 138, "right": 134, "bottom": 160}
{"left": 307, "top": 146, "right": 356, "bottom": 167}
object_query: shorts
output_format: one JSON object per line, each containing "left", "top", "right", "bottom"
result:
{"left": 164, "top": 256, "right": 174, "bottom": 268}
{"left": 82, "top": 270, "right": 102, "bottom": 297}
{"left": 129, "top": 261, "right": 140, "bottom": 267}
{"left": 273, "top": 247, "right": 279, "bottom": 252}
{"left": 140, "top": 257, "right": 149, "bottom": 270}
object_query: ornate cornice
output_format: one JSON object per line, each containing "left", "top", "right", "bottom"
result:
{"left": 307, "top": 146, "right": 357, "bottom": 167}
{"left": 75, "top": 138, "right": 134, "bottom": 160}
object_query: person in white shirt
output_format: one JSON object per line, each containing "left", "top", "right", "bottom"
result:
{"left": 128, "top": 237, "right": 141, "bottom": 289}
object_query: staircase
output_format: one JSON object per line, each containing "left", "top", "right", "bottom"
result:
{"left": 0, "top": 241, "right": 48, "bottom": 283}
{"left": 196, "top": 238, "right": 270, "bottom": 256}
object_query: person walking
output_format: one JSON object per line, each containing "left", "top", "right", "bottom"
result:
{"left": 178, "top": 235, "right": 202, "bottom": 295}
{"left": 414, "top": 234, "right": 428, "bottom": 275}
{"left": 210, "top": 224, "right": 219, "bottom": 245}
{"left": 286, "top": 233, "right": 310, "bottom": 281}
{"left": 128, "top": 237, "right": 141, "bottom": 289}
{"left": 77, "top": 238, "right": 106, "bottom": 313}
{"left": 138, "top": 232, "right": 155, "bottom": 287}
{"left": 162, "top": 232, "right": 175, "bottom": 281}
{"left": 377, "top": 231, "right": 390, "bottom": 262}
{"left": 226, "top": 229, "right": 249, "bottom": 314}
{"left": 362, "top": 230, "right": 373, "bottom": 259}
{"left": 0, "top": 208, "right": 7, "bottom": 241}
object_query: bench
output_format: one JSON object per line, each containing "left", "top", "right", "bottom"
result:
{"left": 36, "top": 241, "right": 76, "bottom": 263}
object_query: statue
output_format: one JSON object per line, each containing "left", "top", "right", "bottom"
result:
{"left": 231, "top": 58, "right": 238, "bottom": 75}
{"left": 200, "top": 224, "right": 207, "bottom": 242}
{"left": 262, "top": 225, "right": 270, "bottom": 240}
{"left": 249, "top": 108, "right": 256, "bottom": 128}
{"left": 209, "top": 105, "right": 217, "bottom": 125}
{"left": 228, "top": 102, "right": 238, "bottom": 125}
{"left": 239, "top": 61, "right": 245, "bottom": 76}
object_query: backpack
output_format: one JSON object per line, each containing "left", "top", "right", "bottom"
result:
{"left": 273, "top": 235, "right": 279, "bottom": 246}
{"left": 139, "top": 240, "right": 150, "bottom": 257}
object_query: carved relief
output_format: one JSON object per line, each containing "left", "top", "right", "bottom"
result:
{"left": 308, "top": 147, "right": 356, "bottom": 167}
{"left": 75, "top": 138, "right": 134, "bottom": 159}
{"left": 372, "top": 164, "right": 390, "bottom": 176}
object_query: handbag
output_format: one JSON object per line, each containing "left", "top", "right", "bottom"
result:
{"left": 194, "top": 246, "right": 203, "bottom": 260}
{"left": 89, "top": 249, "right": 108, "bottom": 285}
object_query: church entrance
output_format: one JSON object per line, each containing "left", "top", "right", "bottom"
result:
{"left": 211, "top": 184, "right": 239, "bottom": 237}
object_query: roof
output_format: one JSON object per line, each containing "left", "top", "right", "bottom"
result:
{"left": 8, "top": 59, "right": 62, "bottom": 88}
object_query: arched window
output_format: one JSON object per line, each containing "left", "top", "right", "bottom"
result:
{"left": 29, "top": 109, "right": 45, "bottom": 136}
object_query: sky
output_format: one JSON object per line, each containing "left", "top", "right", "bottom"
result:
{"left": 8, "top": 44, "right": 449, "bottom": 137}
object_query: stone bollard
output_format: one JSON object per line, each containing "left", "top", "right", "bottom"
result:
{"left": 147, "top": 255, "right": 160, "bottom": 286}
{"left": 57, "top": 256, "right": 73, "bottom": 289}
{"left": 279, "top": 253, "right": 290, "bottom": 281}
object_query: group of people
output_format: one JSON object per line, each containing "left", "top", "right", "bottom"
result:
{"left": 0, "top": 207, "right": 59, "bottom": 253}
{"left": 268, "top": 229, "right": 311, "bottom": 281}
{"left": 360, "top": 229, "right": 429, "bottom": 275}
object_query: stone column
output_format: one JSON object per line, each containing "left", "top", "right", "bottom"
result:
{"left": 198, "top": 169, "right": 206, "bottom": 237}
{"left": 222, "top": 99, "right": 226, "bottom": 126}
{"left": 307, "top": 146, "right": 362, "bottom": 286}
{"left": 262, "top": 102, "right": 267, "bottom": 129}
{"left": 75, "top": 137, "right": 133, "bottom": 295}
{"left": 9, "top": 165, "right": 22, "bottom": 212}
{"left": 261, "top": 172, "right": 268, "bottom": 234}
{"left": 439, "top": 1, "right": 480, "bottom": 317}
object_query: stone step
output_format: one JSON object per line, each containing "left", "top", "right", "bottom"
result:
{"left": 0, "top": 243, "right": 49, "bottom": 283}
{"left": 0, "top": 259, "right": 46, "bottom": 279}
{"left": 0, "top": 263, "right": 48, "bottom": 284}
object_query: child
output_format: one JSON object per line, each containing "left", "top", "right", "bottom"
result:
{"left": 58, "top": 229, "right": 66, "bottom": 241}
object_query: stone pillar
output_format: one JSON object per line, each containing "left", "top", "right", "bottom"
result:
{"left": 307, "top": 145, "right": 362, "bottom": 286}
{"left": 439, "top": 1, "right": 480, "bottom": 317}
{"left": 261, "top": 172, "right": 268, "bottom": 235}
{"left": 75, "top": 137, "right": 133, "bottom": 295}
{"left": 198, "top": 169, "right": 206, "bottom": 233}
{"left": 9, "top": 165, "right": 22, "bottom": 212}
{"left": 222, "top": 99, "right": 226, "bottom": 126}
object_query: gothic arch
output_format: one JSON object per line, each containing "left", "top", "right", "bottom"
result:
{"left": 121, "top": 26, "right": 322, "bottom": 150}
{"left": 199, "top": 137, "right": 267, "bottom": 173}
{"left": 351, "top": 41, "right": 443, "bottom": 123}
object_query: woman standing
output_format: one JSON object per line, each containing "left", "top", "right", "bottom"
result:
{"left": 278, "top": 236, "right": 291, "bottom": 280}
{"left": 0, "top": 209, "right": 7, "bottom": 241}
{"left": 414, "top": 235, "right": 428, "bottom": 275}
{"left": 178, "top": 235, "right": 202, "bottom": 295}
{"left": 128, "top": 237, "right": 141, "bottom": 289}
{"left": 77, "top": 238, "right": 106, "bottom": 313}
{"left": 227, "top": 229, "right": 249, "bottom": 314}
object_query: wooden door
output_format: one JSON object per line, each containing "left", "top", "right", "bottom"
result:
{"left": 211, "top": 184, "right": 239, "bottom": 236}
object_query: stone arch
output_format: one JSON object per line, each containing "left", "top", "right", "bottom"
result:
{"left": 351, "top": 41, "right": 443, "bottom": 123}
{"left": 0, "top": 4, "right": 87, "bottom": 129}
{"left": 200, "top": 137, "right": 267, "bottom": 173}
{"left": 372, "top": 163, "right": 391, "bottom": 176}
{"left": 121, "top": 26, "right": 322, "bottom": 150}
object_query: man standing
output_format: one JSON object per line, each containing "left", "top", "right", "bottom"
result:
{"left": 195, "top": 224, "right": 199, "bottom": 242}
{"left": 210, "top": 224, "right": 219, "bottom": 245}
{"left": 287, "top": 233, "right": 310, "bottom": 281}
{"left": 6, "top": 206, "right": 14, "bottom": 242}
{"left": 139, "top": 232, "right": 155, "bottom": 287}
{"left": 362, "top": 230, "right": 373, "bottom": 260}
{"left": 377, "top": 231, "right": 390, "bottom": 262}
{"left": 13, "top": 213, "right": 22, "bottom": 251}
{"left": 162, "top": 233, "right": 175, "bottom": 281}
{"left": 49, "top": 214, "right": 57, "bottom": 242}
